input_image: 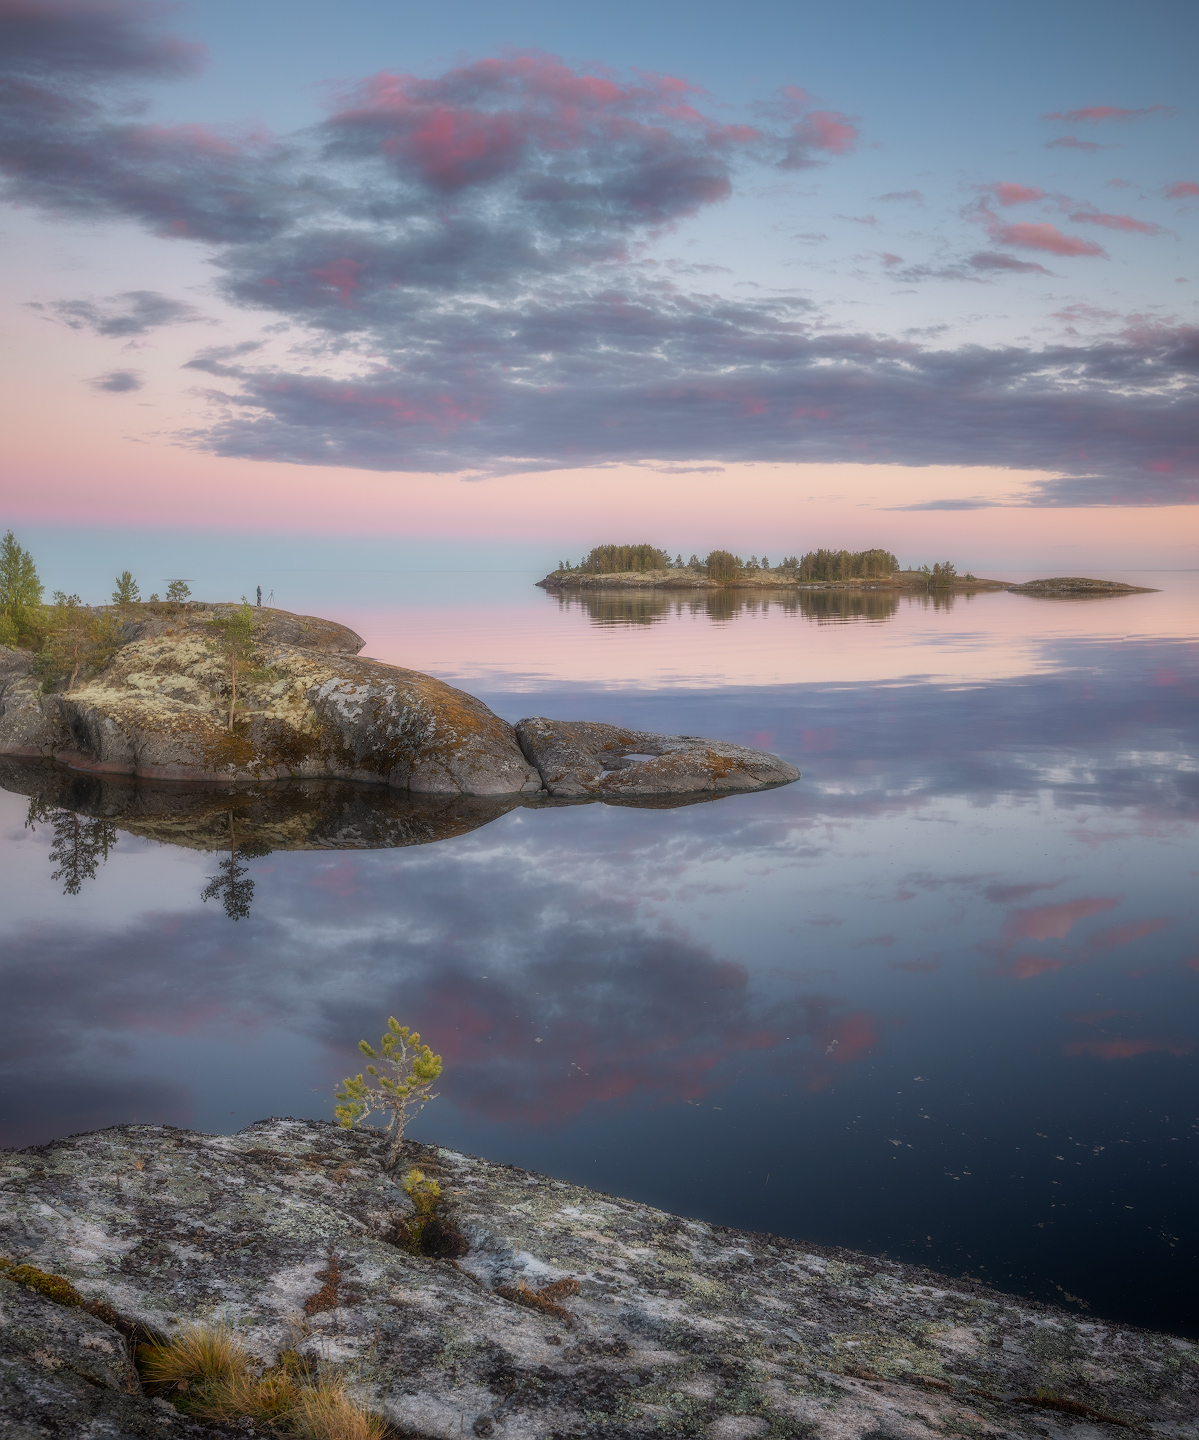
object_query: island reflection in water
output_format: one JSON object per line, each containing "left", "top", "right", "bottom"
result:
{"left": 1, "top": 581, "right": 1196, "bottom": 1337}
{"left": 553, "top": 585, "right": 911, "bottom": 626}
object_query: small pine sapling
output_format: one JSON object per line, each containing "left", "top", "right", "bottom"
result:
{"left": 335, "top": 1018, "right": 442, "bottom": 1167}
{"left": 111, "top": 570, "right": 140, "bottom": 617}
{"left": 208, "top": 600, "right": 256, "bottom": 730}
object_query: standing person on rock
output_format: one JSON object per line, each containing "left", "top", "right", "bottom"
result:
{"left": 256, "top": 585, "right": 262, "bottom": 607}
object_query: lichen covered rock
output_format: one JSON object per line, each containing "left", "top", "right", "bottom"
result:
{"left": 0, "top": 605, "right": 799, "bottom": 800}
{"left": 0, "top": 605, "right": 542, "bottom": 795}
{"left": 1, "top": 1120, "right": 1194, "bottom": 1438}
{"left": 516, "top": 718, "right": 800, "bottom": 798}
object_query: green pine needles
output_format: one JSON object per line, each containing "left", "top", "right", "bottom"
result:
{"left": 334, "top": 1018, "right": 442, "bottom": 1167}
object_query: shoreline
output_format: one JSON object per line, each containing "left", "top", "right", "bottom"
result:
{"left": 537, "top": 569, "right": 1157, "bottom": 596}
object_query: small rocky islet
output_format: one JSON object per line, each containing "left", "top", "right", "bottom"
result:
{"left": 1, "top": 1119, "right": 1196, "bottom": 1439}
{"left": 0, "top": 603, "right": 797, "bottom": 797}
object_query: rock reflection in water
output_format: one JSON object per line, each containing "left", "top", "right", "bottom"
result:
{"left": 554, "top": 587, "right": 905, "bottom": 626}
{"left": 0, "top": 758, "right": 734, "bottom": 916}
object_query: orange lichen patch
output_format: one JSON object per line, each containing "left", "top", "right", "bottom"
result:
{"left": 703, "top": 750, "right": 740, "bottom": 780}
{"left": 304, "top": 1253, "right": 341, "bottom": 1316}
{"left": 494, "top": 1276, "right": 581, "bottom": 1325}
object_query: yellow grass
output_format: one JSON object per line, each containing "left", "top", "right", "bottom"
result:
{"left": 137, "top": 1324, "right": 386, "bottom": 1438}
{"left": 138, "top": 1324, "right": 242, "bottom": 1386}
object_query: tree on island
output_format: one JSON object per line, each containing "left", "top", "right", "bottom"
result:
{"left": 797, "top": 548, "right": 898, "bottom": 582}
{"left": 0, "top": 531, "right": 43, "bottom": 647}
{"left": 38, "top": 594, "right": 121, "bottom": 691}
{"left": 209, "top": 600, "right": 257, "bottom": 730}
{"left": 579, "top": 543, "right": 672, "bottom": 574}
{"left": 111, "top": 571, "right": 140, "bottom": 617}
{"left": 165, "top": 579, "right": 191, "bottom": 605}
{"left": 705, "top": 550, "right": 741, "bottom": 581}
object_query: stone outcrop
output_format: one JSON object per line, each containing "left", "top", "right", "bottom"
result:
{"left": 0, "top": 604, "right": 797, "bottom": 798}
{"left": 516, "top": 719, "right": 800, "bottom": 798}
{"left": 1, "top": 1120, "right": 1195, "bottom": 1439}
{"left": 0, "top": 606, "right": 541, "bottom": 795}
{"left": 1004, "top": 578, "right": 1157, "bottom": 596}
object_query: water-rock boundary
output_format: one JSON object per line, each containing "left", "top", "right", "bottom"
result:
{"left": 0, "top": 604, "right": 796, "bottom": 798}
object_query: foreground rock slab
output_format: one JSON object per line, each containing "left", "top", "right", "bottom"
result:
{"left": 517, "top": 718, "right": 800, "bottom": 797}
{"left": 1, "top": 1120, "right": 1195, "bottom": 1439}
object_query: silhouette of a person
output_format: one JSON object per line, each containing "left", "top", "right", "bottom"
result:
{"left": 256, "top": 585, "right": 262, "bottom": 607}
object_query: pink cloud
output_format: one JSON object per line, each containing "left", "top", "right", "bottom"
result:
{"left": 1165, "top": 181, "right": 1199, "bottom": 199}
{"left": 1064, "top": 1037, "right": 1195, "bottom": 1060}
{"left": 1004, "top": 896, "right": 1118, "bottom": 942}
{"left": 1068, "top": 209, "right": 1160, "bottom": 234}
{"left": 796, "top": 110, "right": 858, "bottom": 155}
{"left": 989, "top": 182, "right": 1045, "bottom": 206}
{"left": 1088, "top": 918, "right": 1170, "bottom": 951}
{"left": 1006, "top": 955, "right": 1066, "bottom": 980}
{"left": 990, "top": 221, "right": 1106, "bottom": 257}
{"left": 1043, "top": 105, "right": 1174, "bottom": 123}
{"left": 330, "top": 54, "right": 760, "bottom": 200}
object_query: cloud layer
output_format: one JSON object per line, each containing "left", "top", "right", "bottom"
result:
{"left": 1, "top": 0, "right": 1195, "bottom": 504}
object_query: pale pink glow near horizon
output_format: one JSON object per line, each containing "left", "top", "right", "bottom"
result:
{"left": 7, "top": 434, "right": 1199, "bottom": 567}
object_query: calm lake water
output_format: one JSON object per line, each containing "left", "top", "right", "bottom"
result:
{"left": 2, "top": 571, "right": 1196, "bottom": 1335}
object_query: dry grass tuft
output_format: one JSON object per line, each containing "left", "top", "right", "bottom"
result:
{"left": 137, "top": 1323, "right": 387, "bottom": 1438}
{"left": 289, "top": 1378, "right": 390, "bottom": 1440}
{"left": 137, "top": 1323, "right": 243, "bottom": 1387}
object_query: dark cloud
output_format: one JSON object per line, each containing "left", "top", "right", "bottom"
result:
{"left": 0, "top": 0, "right": 205, "bottom": 81}
{"left": 88, "top": 368, "right": 142, "bottom": 391}
{"left": 968, "top": 251, "right": 1052, "bottom": 274}
{"left": 2, "top": 1, "right": 1196, "bottom": 504}
{"left": 39, "top": 288, "right": 198, "bottom": 336}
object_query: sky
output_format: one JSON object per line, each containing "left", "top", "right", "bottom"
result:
{"left": 2, "top": 0, "right": 1198, "bottom": 576}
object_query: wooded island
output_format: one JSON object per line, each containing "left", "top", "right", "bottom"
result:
{"left": 538, "top": 544, "right": 1156, "bottom": 595}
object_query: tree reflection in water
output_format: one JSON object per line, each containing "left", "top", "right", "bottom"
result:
{"left": 555, "top": 587, "right": 906, "bottom": 627}
{"left": 200, "top": 813, "right": 261, "bottom": 921}
{"left": 24, "top": 798, "right": 118, "bottom": 896}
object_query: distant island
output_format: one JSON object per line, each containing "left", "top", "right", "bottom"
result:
{"left": 537, "top": 545, "right": 1157, "bottom": 595}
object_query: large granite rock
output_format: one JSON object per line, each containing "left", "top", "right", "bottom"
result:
{"left": 516, "top": 718, "right": 800, "bottom": 797}
{"left": 0, "top": 1120, "right": 1194, "bottom": 1439}
{"left": 0, "top": 606, "right": 542, "bottom": 796}
{"left": 0, "top": 606, "right": 799, "bottom": 801}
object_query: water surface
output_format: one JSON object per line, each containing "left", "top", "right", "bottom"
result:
{"left": 2, "top": 571, "right": 1196, "bottom": 1334}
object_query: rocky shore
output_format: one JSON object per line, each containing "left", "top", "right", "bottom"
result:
{"left": 1, "top": 1119, "right": 1195, "bottom": 1439}
{"left": 0, "top": 604, "right": 797, "bottom": 797}
{"left": 537, "top": 570, "right": 1156, "bottom": 597}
